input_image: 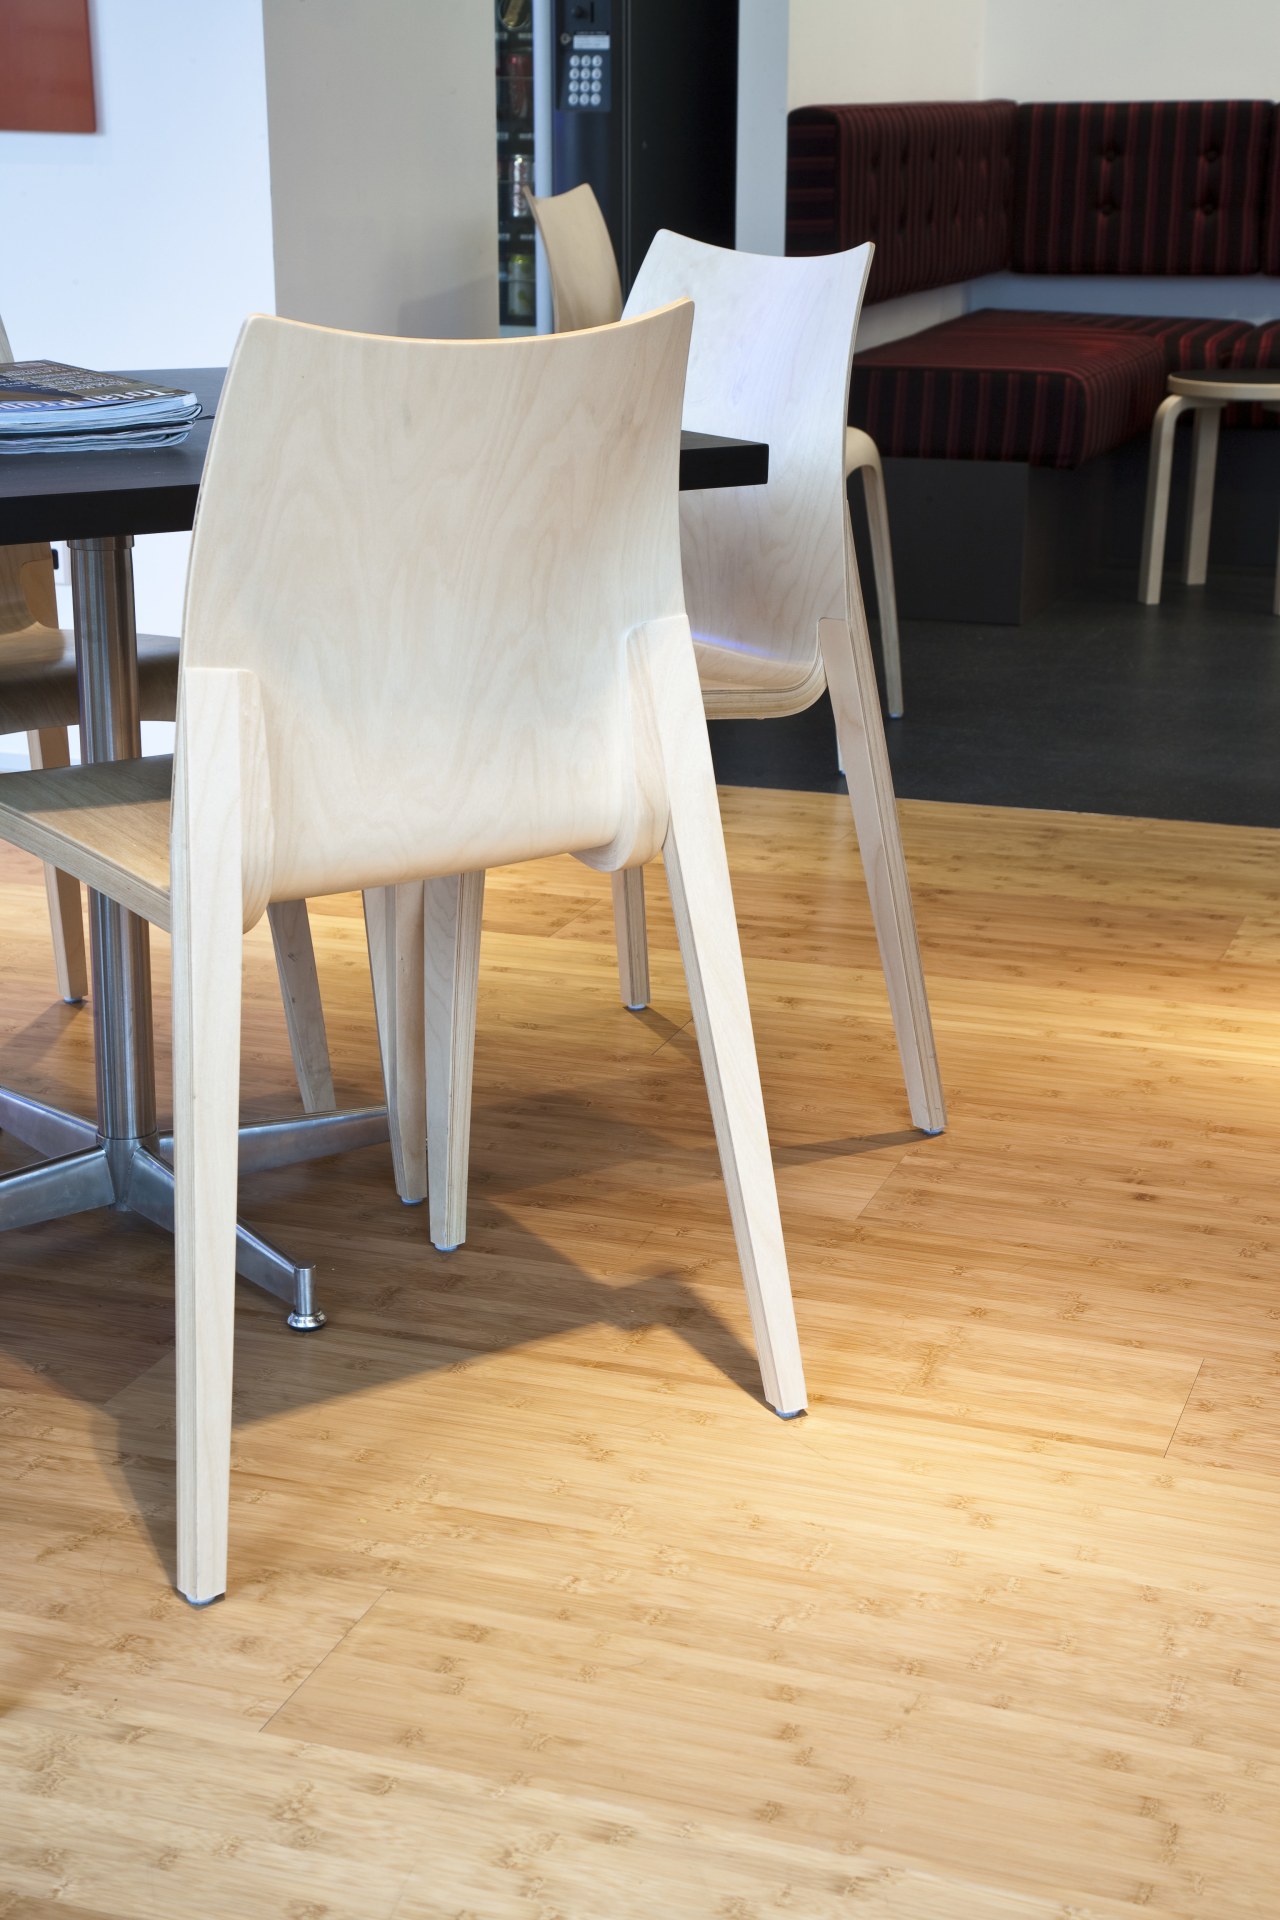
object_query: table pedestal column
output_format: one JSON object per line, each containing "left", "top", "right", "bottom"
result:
{"left": 0, "top": 536, "right": 343, "bottom": 1329}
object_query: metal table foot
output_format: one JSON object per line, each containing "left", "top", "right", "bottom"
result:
{"left": 0, "top": 1146, "right": 115, "bottom": 1232}
{"left": 0, "top": 1079, "right": 364, "bottom": 1330}
{"left": 0, "top": 1087, "right": 100, "bottom": 1158}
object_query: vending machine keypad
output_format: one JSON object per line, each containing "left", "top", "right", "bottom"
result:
{"left": 561, "top": 35, "right": 610, "bottom": 111}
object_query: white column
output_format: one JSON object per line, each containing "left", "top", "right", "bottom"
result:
{"left": 262, "top": 0, "right": 499, "bottom": 338}
{"left": 737, "top": 0, "right": 790, "bottom": 255}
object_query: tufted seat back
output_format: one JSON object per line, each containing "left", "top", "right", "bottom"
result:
{"left": 1012, "top": 101, "right": 1274, "bottom": 276}
{"left": 786, "top": 101, "right": 1016, "bottom": 302}
{"left": 1263, "top": 106, "right": 1280, "bottom": 274}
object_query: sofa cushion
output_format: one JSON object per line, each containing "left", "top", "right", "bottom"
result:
{"left": 851, "top": 314, "right": 1167, "bottom": 468}
{"left": 786, "top": 101, "right": 1016, "bottom": 302}
{"left": 1013, "top": 101, "right": 1274, "bottom": 275}
{"left": 958, "top": 308, "right": 1255, "bottom": 372}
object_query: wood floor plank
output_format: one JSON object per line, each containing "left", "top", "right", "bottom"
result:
{"left": 3, "top": 791, "right": 1280, "bottom": 1917}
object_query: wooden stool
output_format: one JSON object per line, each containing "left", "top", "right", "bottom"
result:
{"left": 1139, "top": 367, "right": 1280, "bottom": 611}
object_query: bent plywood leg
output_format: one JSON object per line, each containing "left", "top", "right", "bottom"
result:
{"left": 171, "top": 678, "right": 246, "bottom": 1608}
{"left": 26, "top": 728, "right": 87, "bottom": 1004}
{"left": 424, "top": 870, "right": 484, "bottom": 1252}
{"left": 1139, "top": 394, "right": 1189, "bottom": 605}
{"left": 363, "top": 883, "right": 426, "bottom": 1205}
{"left": 642, "top": 623, "right": 805, "bottom": 1417}
{"left": 822, "top": 563, "right": 946, "bottom": 1135}
{"left": 855, "top": 439, "right": 904, "bottom": 720}
{"left": 611, "top": 867, "right": 650, "bottom": 1009}
{"left": 1184, "top": 404, "right": 1221, "bottom": 587}
{"left": 267, "top": 898, "right": 335, "bottom": 1112}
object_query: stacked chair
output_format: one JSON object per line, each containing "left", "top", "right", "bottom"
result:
{"left": 525, "top": 189, "right": 943, "bottom": 1144}
{"left": 528, "top": 184, "right": 905, "bottom": 716}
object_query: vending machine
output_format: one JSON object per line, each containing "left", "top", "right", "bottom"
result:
{"left": 494, "top": 0, "right": 739, "bottom": 333}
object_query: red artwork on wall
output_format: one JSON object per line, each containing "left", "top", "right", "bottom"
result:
{"left": 0, "top": 0, "right": 96, "bottom": 134}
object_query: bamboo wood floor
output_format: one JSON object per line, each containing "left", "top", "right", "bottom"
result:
{"left": 1, "top": 786, "right": 1279, "bottom": 1919}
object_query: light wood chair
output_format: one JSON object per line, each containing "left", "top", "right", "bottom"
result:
{"left": 526, "top": 185, "right": 905, "bottom": 715}
{"left": 617, "top": 232, "right": 942, "bottom": 1134}
{"left": 0, "top": 322, "right": 334, "bottom": 1106}
{"left": 0, "top": 304, "right": 806, "bottom": 1603}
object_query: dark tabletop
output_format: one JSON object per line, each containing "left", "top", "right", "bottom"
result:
{"left": 0, "top": 367, "right": 768, "bottom": 546}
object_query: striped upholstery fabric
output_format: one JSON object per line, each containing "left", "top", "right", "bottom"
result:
{"left": 959, "top": 308, "right": 1254, "bottom": 372}
{"left": 786, "top": 101, "right": 1016, "bottom": 302}
{"left": 851, "top": 314, "right": 1167, "bottom": 468}
{"left": 1013, "top": 101, "right": 1274, "bottom": 275}
{"left": 1264, "top": 107, "right": 1280, "bottom": 272}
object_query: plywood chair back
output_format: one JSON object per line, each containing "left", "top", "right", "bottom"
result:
{"left": 623, "top": 233, "right": 872, "bottom": 694}
{"left": 0, "top": 542, "right": 58, "bottom": 636}
{"left": 181, "top": 305, "right": 692, "bottom": 920}
{"left": 526, "top": 183, "right": 622, "bottom": 332}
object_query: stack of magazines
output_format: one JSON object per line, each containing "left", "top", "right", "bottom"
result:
{"left": 0, "top": 362, "right": 201, "bottom": 454}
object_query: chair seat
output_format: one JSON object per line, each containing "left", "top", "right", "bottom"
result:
{"left": 694, "top": 639, "right": 828, "bottom": 722}
{"left": 0, "top": 754, "right": 172, "bottom": 927}
{"left": 0, "top": 629, "right": 179, "bottom": 732}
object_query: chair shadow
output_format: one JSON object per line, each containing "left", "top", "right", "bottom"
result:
{"left": 1, "top": 1094, "right": 778, "bottom": 1595}
{"left": 2, "top": 1082, "right": 915, "bottom": 1595}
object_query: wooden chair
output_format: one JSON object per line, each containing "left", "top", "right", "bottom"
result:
{"left": 526, "top": 185, "right": 904, "bottom": 715}
{"left": 0, "top": 322, "right": 334, "bottom": 1107}
{"left": 524, "top": 212, "right": 943, "bottom": 1136}
{"left": 0, "top": 304, "right": 806, "bottom": 1603}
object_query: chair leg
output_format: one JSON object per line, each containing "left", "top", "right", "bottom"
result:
{"left": 859, "top": 453, "right": 904, "bottom": 719}
{"left": 267, "top": 899, "right": 335, "bottom": 1112}
{"left": 170, "top": 685, "right": 247, "bottom": 1609}
{"left": 26, "top": 728, "right": 87, "bottom": 1004}
{"left": 821, "top": 565, "right": 946, "bottom": 1135}
{"left": 363, "top": 883, "right": 427, "bottom": 1205}
{"left": 1139, "top": 394, "right": 1189, "bottom": 605}
{"left": 1183, "top": 405, "right": 1221, "bottom": 587}
{"left": 643, "top": 622, "right": 806, "bottom": 1417}
{"left": 610, "top": 866, "right": 650, "bottom": 1009}
{"left": 424, "top": 871, "right": 484, "bottom": 1252}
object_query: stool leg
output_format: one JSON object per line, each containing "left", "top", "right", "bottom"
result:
{"left": 26, "top": 728, "right": 88, "bottom": 1004}
{"left": 1139, "top": 394, "right": 1189, "bottom": 605}
{"left": 1184, "top": 405, "right": 1221, "bottom": 587}
{"left": 1273, "top": 508, "right": 1280, "bottom": 618}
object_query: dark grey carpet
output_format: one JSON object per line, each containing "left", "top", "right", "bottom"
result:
{"left": 708, "top": 568, "right": 1280, "bottom": 828}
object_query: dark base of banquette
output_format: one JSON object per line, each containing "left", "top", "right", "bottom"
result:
{"left": 852, "top": 430, "right": 1280, "bottom": 625}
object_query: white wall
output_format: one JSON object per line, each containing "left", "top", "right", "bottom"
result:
{"left": 787, "top": 0, "right": 986, "bottom": 110}
{"left": 263, "top": 0, "right": 497, "bottom": 339}
{"left": 983, "top": 0, "right": 1280, "bottom": 100}
{"left": 0, "top": 0, "right": 275, "bottom": 749}
{"left": 737, "top": 0, "right": 790, "bottom": 253}
{"left": 786, "top": 0, "right": 985, "bottom": 339}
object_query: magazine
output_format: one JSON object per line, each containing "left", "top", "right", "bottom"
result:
{"left": 0, "top": 361, "right": 202, "bottom": 453}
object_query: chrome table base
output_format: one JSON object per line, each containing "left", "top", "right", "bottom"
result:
{"left": 0, "top": 535, "right": 389, "bottom": 1330}
{"left": 0, "top": 1087, "right": 391, "bottom": 1329}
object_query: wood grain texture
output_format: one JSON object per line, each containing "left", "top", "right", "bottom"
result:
{"left": 526, "top": 182, "right": 623, "bottom": 332}
{"left": 3, "top": 786, "right": 1280, "bottom": 1912}
{"left": 612, "top": 234, "right": 943, "bottom": 1129}
{"left": 0, "top": 308, "right": 809, "bottom": 1593}
{"left": 365, "top": 881, "right": 427, "bottom": 1203}
{"left": 25, "top": 724, "right": 87, "bottom": 1002}
{"left": 848, "top": 424, "right": 903, "bottom": 718}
